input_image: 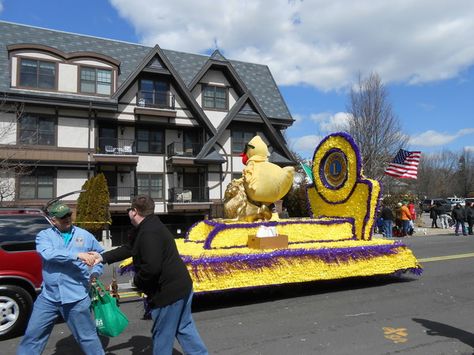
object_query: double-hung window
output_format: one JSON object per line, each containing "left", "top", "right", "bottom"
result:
{"left": 139, "top": 79, "right": 170, "bottom": 107}
{"left": 19, "top": 114, "right": 55, "bottom": 146}
{"left": 136, "top": 127, "right": 164, "bottom": 154}
{"left": 18, "top": 168, "right": 54, "bottom": 199}
{"left": 19, "top": 58, "right": 56, "bottom": 89}
{"left": 202, "top": 85, "right": 227, "bottom": 110}
{"left": 231, "top": 129, "right": 257, "bottom": 153}
{"left": 137, "top": 174, "right": 163, "bottom": 199}
{"left": 80, "top": 67, "right": 112, "bottom": 95}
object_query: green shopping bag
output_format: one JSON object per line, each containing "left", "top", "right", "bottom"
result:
{"left": 90, "top": 279, "right": 129, "bottom": 337}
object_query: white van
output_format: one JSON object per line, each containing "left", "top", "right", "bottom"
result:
{"left": 447, "top": 197, "right": 465, "bottom": 207}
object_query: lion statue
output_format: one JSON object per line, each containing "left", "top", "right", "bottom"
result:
{"left": 220, "top": 178, "right": 272, "bottom": 222}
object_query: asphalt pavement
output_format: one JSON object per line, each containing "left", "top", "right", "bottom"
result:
{"left": 2, "top": 215, "right": 474, "bottom": 354}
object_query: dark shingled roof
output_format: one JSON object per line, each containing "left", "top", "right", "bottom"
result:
{"left": 0, "top": 21, "right": 292, "bottom": 121}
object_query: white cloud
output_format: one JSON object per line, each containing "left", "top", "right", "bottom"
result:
{"left": 291, "top": 113, "right": 303, "bottom": 125}
{"left": 110, "top": 0, "right": 474, "bottom": 91}
{"left": 465, "top": 146, "right": 474, "bottom": 152}
{"left": 409, "top": 128, "right": 474, "bottom": 147}
{"left": 288, "top": 135, "right": 322, "bottom": 158}
{"left": 310, "top": 111, "right": 351, "bottom": 132}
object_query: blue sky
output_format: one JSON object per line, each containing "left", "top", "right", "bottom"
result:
{"left": 1, "top": 0, "right": 473, "bottom": 159}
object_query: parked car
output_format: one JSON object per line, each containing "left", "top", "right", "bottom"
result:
{"left": 447, "top": 196, "right": 465, "bottom": 208}
{"left": 421, "top": 199, "right": 452, "bottom": 213}
{"left": 0, "top": 208, "right": 54, "bottom": 339}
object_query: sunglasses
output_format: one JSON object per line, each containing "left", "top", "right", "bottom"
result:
{"left": 126, "top": 207, "right": 134, "bottom": 213}
{"left": 59, "top": 213, "right": 72, "bottom": 220}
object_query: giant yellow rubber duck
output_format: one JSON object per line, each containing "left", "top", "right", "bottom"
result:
{"left": 242, "top": 135, "right": 295, "bottom": 204}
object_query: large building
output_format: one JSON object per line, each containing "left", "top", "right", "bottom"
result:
{"left": 0, "top": 21, "right": 295, "bottom": 244}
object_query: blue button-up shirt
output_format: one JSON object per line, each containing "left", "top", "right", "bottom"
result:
{"left": 36, "top": 225, "right": 104, "bottom": 304}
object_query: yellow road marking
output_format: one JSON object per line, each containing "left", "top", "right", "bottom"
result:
{"left": 418, "top": 252, "right": 474, "bottom": 263}
{"left": 383, "top": 327, "right": 408, "bottom": 343}
{"left": 118, "top": 292, "right": 142, "bottom": 299}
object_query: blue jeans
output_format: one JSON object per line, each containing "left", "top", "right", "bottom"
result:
{"left": 455, "top": 221, "right": 467, "bottom": 235}
{"left": 150, "top": 291, "right": 208, "bottom": 355}
{"left": 402, "top": 220, "right": 410, "bottom": 236}
{"left": 17, "top": 293, "right": 104, "bottom": 355}
{"left": 383, "top": 220, "right": 393, "bottom": 238}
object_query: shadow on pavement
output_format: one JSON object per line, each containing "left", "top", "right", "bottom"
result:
{"left": 193, "top": 274, "right": 417, "bottom": 312}
{"left": 413, "top": 318, "right": 474, "bottom": 351}
{"left": 52, "top": 334, "right": 182, "bottom": 355}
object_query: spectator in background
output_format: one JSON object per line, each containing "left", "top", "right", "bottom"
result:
{"left": 400, "top": 201, "right": 412, "bottom": 237}
{"left": 380, "top": 204, "right": 394, "bottom": 238}
{"left": 439, "top": 208, "right": 450, "bottom": 229}
{"left": 466, "top": 202, "right": 474, "bottom": 235}
{"left": 429, "top": 204, "right": 439, "bottom": 228}
{"left": 408, "top": 201, "right": 417, "bottom": 221}
{"left": 408, "top": 200, "right": 416, "bottom": 233}
{"left": 394, "top": 202, "right": 403, "bottom": 235}
{"left": 451, "top": 203, "right": 467, "bottom": 236}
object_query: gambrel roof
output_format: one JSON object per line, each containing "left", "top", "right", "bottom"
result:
{"left": 0, "top": 21, "right": 292, "bottom": 121}
{"left": 0, "top": 21, "right": 295, "bottom": 164}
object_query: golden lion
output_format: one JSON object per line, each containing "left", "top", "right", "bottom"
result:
{"left": 220, "top": 178, "right": 272, "bottom": 222}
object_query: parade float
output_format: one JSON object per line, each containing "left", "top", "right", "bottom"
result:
{"left": 121, "top": 132, "right": 422, "bottom": 294}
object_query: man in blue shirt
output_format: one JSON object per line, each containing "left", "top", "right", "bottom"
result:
{"left": 17, "top": 202, "right": 105, "bottom": 355}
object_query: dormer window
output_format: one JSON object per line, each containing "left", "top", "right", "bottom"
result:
{"left": 19, "top": 58, "right": 56, "bottom": 89}
{"left": 80, "top": 66, "right": 112, "bottom": 95}
{"left": 138, "top": 79, "right": 171, "bottom": 108}
{"left": 202, "top": 85, "right": 227, "bottom": 110}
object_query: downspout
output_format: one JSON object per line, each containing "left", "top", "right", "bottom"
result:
{"left": 87, "top": 101, "right": 92, "bottom": 178}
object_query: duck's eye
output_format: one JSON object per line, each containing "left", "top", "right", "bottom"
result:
{"left": 244, "top": 143, "right": 255, "bottom": 153}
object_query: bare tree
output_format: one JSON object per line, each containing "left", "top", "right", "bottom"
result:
{"left": 454, "top": 149, "right": 474, "bottom": 197}
{"left": 0, "top": 97, "right": 32, "bottom": 205}
{"left": 416, "top": 150, "right": 458, "bottom": 198}
{"left": 346, "top": 72, "right": 408, "bottom": 181}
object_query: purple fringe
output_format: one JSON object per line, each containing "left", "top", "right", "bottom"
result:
{"left": 182, "top": 243, "right": 413, "bottom": 280}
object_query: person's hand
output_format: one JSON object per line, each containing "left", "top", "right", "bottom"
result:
{"left": 87, "top": 251, "right": 103, "bottom": 266}
{"left": 77, "top": 252, "right": 96, "bottom": 266}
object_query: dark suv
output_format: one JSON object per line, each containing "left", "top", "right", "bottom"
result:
{"left": 0, "top": 208, "right": 53, "bottom": 339}
{"left": 421, "top": 199, "right": 452, "bottom": 214}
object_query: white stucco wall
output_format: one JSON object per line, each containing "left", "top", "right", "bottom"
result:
{"left": 72, "top": 60, "right": 112, "bottom": 69}
{"left": 0, "top": 176, "right": 16, "bottom": 201}
{"left": 208, "top": 172, "right": 222, "bottom": 199}
{"left": 57, "top": 117, "right": 90, "bottom": 148}
{"left": 58, "top": 63, "right": 77, "bottom": 93}
{"left": 56, "top": 169, "right": 88, "bottom": 197}
{"left": 11, "top": 57, "right": 17, "bottom": 87}
{"left": 0, "top": 112, "right": 17, "bottom": 144}
{"left": 206, "top": 111, "right": 227, "bottom": 129}
{"left": 137, "top": 155, "right": 165, "bottom": 173}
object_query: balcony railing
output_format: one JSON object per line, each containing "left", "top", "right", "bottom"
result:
{"left": 97, "top": 138, "right": 135, "bottom": 155}
{"left": 137, "top": 91, "right": 175, "bottom": 110}
{"left": 106, "top": 186, "right": 208, "bottom": 204}
{"left": 168, "top": 187, "right": 209, "bottom": 203}
{"left": 107, "top": 186, "right": 137, "bottom": 203}
{"left": 166, "top": 142, "right": 202, "bottom": 157}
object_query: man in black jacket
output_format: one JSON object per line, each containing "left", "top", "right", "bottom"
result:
{"left": 451, "top": 203, "right": 467, "bottom": 236}
{"left": 94, "top": 195, "right": 207, "bottom": 355}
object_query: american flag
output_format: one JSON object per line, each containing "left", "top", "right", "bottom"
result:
{"left": 384, "top": 149, "right": 421, "bottom": 179}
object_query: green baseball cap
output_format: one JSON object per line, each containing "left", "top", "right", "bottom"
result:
{"left": 49, "top": 202, "right": 72, "bottom": 218}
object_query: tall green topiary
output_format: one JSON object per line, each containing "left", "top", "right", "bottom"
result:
{"left": 75, "top": 173, "right": 111, "bottom": 236}
{"left": 75, "top": 178, "right": 91, "bottom": 227}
